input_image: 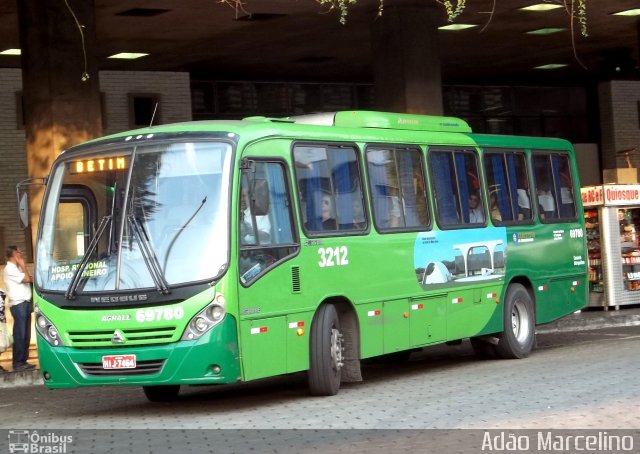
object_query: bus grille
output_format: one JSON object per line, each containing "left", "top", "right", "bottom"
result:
{"left": 67, "top": 327, "right": 176, "bottom": 348}
{"left": 77, "top": 360, "right": 165, "bottom": 376}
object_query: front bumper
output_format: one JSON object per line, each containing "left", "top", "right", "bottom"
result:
{"left": 37, "top": 315, "right": 241, "bottom": 388}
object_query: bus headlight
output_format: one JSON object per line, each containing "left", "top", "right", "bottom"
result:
{"left": 194, "top": 317, "right": 209, "bottom": 332}
{"left": 34, "top": 308, "right": 62, "bottom": 347}
{"left": 181, "top": 293, "right": 227, "bottom": 341}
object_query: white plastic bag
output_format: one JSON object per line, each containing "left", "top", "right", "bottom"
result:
{"left": 0, "top": 322, "right": 13, "bottom": 353}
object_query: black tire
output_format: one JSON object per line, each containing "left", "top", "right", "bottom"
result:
{"left": 308, "top": 304, "right": 343, "bottom": 396}
{"left": 470, "top": 337, "right": 498, "bottom": 359}
{"left": 496, "top": 283, "right": 535, "bottom": 359}
{"left": 143, "top": 385, "right": 180, "bottom": 402}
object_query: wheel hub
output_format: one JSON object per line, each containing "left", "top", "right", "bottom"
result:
{"left": 330, "top": 328, "right": 344, "bottom": 370}
{"left": 511, "top": 300, "right": 531, "bottom": 344}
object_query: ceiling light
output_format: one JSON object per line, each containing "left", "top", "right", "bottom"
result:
{"left": 611, "top": 9, "right": 640, "bottom": 16}
{"left": 535, "top": 63, "right": 568, "bottom": 70}
{"left": 438, "top": 24, "right": 478, "bottom": 31}
{"left": 526, "top": 28, "right": 565, "bottom": 35}
{"left": 108, "top": 53, "right": 149, "bottom": 60}
{"left": 519, "top": 4, "right": 563, "bottom": 11}
{"left": 0, "top": 48, "right": 21, "bottom": 55}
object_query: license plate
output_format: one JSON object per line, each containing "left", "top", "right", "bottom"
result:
{"left": 102, "top": 354, "right": 136, "bottom": 369}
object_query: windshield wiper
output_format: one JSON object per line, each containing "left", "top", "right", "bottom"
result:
{"left": 65, "top": 215, "right": 112, "bottom": 300}
{"left": 163, "top": 196, "right": 207, "bottom": 271}
{"left": 128, "top": 215, "right": 170, "bottom": 295}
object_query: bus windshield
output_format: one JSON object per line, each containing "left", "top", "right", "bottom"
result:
{"left": 36, "top": 140, "right": 233, "bottom": 296}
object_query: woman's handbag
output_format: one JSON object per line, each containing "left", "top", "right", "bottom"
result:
{"left": 0, "top": 322, "right": 13, "bottom": 353}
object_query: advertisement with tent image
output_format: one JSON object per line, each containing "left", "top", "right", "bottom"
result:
{"left": 414, "top": 227, "right": 507, "bottom": 290}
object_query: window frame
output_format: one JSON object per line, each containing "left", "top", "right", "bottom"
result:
{"left": 482, "top": 148, "right": 535, "bottom": 226}
{"left": 238, "top": 158, "right": 300, "bottom": 286}
{"left": 364, "top": 143, "right": 431, "bottom": 234}
{"left": 428, "top": 146, "right": 486, "bottom": 230}
{"left": 531, "top": 150, "right": 578, "bottom": 224}
{"left": 291, "top": 141, "right": 369, "bottom": 238}
{"left": 128, "top": 93, "right": 161, "bottom": 128}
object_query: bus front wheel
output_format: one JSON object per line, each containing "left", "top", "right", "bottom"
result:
{"left": 308, "top": 304, "right": 344, "bottom": 396}
{"left": 143, "top": 385, "right": 180, "bottom": 402}
{"left": 496, "top": 283, "right": 535, "bottom": 359}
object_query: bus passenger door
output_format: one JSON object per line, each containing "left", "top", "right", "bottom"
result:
{"left": 236, "top": 157, "right": 301, "bottom": 381}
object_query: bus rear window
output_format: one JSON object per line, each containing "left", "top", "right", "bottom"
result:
{"left": 532, "top": 152, "right": 577, "bottom": 222}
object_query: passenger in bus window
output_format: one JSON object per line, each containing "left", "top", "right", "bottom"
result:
{"left": 388, "top": 195, "right": 402, "bottom": 228}
{"left": 558, "top": 160, "right": 575, "bottom": 217}
{"left": 240, "top": 188, "right": 271, "bottom": 244}
{"left": 537, "top": 181, "right": 556, "bottom": 219}
{"left": 468, "top": 192, "right": 485, "bottom": 223}
{"left": 517, "top": 189, "right": 531, "bottom": 220}
{"left": 351, "top": 197, "right": 366, "bottom": 229}
{"left": 489, "top": 192, "right": 502, "bottom": 222}
{"left": 320, "top": 193, "right": 337, "bottom": 230}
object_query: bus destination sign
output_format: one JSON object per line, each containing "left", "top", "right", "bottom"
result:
{"left": 70, "top": 156, "right": 128, "bottom": 174}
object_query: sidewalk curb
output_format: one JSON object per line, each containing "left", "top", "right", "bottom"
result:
{"left": 536, "top": 313, "right": 640, "bottom": 334}
{"left": 0, "top": 369, "right": 42, "bottom": 388}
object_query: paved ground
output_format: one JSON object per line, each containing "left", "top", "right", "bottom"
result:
{"left": 0, "top": 321, "right": 638, "bottom": 453}
{"left": 0, "top": 326, "right": 638, "bottom": 430}
{"left": 1, "top": 306, "right": 639, "bottom": 388}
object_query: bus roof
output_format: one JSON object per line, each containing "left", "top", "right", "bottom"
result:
{"left": 251, "top": 111, "right": 472, "bottom": 134}
{"left": 62, "top": 111, "right": 574, "bottom": 156}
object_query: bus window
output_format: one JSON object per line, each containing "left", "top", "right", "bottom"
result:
{"left": 239, "top": 161, "right": 298, "bottom": 285}
{"left": 484, "top": 151, "right": 531, "bottom": 224}
{"left": 554, "top": 155, "right": 577, "bottom": 219}
{"left": 55, "top": 185, "right": 97, "bottom": 261}
{"left": 429, "top": 148, "right": 485, "bottom": 228}
{"left": 366, "top": 146, "right": 429, "bottom": 231}
{"left": 293, "top": 144, "right": 367, "bottom": 235}
{"left": 533, "top": 153, "right": 576, "bottom": 222}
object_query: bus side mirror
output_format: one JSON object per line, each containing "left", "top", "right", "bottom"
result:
{"left": 18, "top": 191, "right": 29, "bottom": 229}
{"left": 16, "top": 177, "right": 47, "bottom": 229}
{"left": 252, "top": 179, "right": 270, "bottom": 216}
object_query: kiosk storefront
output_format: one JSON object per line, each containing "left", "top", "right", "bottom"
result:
{"left": 582, "top": 185, "right": 640, "bottom": 308}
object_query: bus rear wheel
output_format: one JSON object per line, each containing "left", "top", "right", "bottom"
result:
{"left": 496, "top": 283, "right": 535, "bottom": 359}
{"left": 308, "top": 304, "right": 344, "bottom": 396}
{"left": 143, "top": 385, "right": 180, "bottom": 402}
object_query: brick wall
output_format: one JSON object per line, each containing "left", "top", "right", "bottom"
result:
{"left": 0, "top": 69, "right": 192, "bottom": 257}
{"left": 100, "top": 70, "right": 192, "bottom": 135}
{"left": 0, "top": 69, "right": 28, "bottom": 259}
{"left": 599, "top": 80, "right": 640, "bottom": 170}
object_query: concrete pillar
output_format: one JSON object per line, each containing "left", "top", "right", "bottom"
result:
{"left": 17, "top": 0, "right": 102, "bottom": 241}
{"left": 371, "top": 5, "right": 443, "bottom": 115}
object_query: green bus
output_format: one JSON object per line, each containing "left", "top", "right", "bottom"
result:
{"left": 27, "top": 110, "right": 587, "bottom": 401}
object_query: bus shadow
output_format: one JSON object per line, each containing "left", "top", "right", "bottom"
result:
{"left": 63, "top": 341, "right": 494, "bottom": 418}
